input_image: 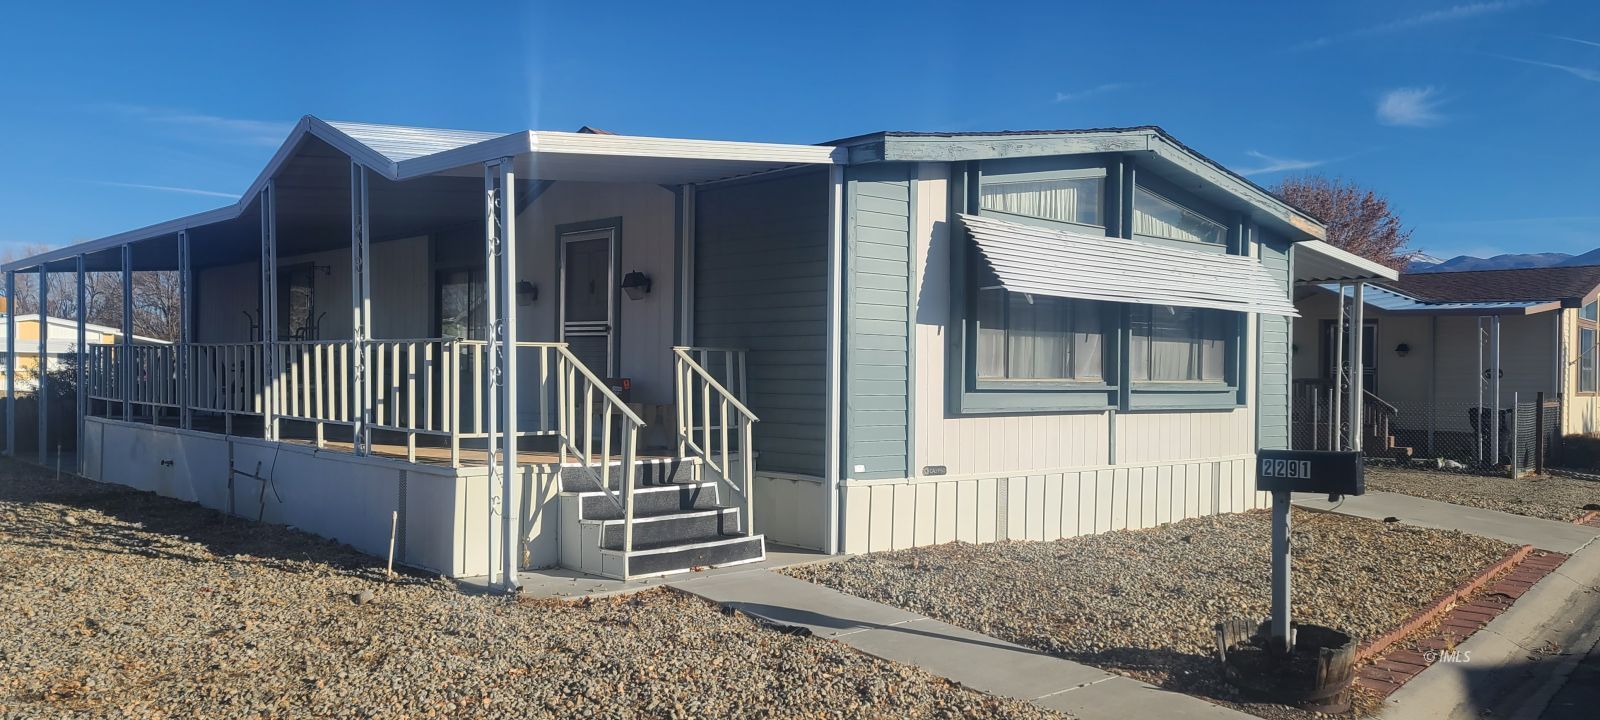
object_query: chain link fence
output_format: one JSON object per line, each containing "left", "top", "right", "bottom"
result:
{"left": 1292, "top": 384, "right": 1561, "bottom": 476}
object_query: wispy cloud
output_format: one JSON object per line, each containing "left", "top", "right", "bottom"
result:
{"left": 1376, "top": 87, "right": 1447, "bottom": 127}
{"left": 1297, "top": 1, "right": 1537, "bottom": 50}
{"left": 91, "top": 181, "right": 239, "bottom": 199}
{"left": 1493, "top": 55, "right": 1600, "bottom": 82}
{"left": 1551, "top": 34, "right": 1600, "bottom": 49}
{"left": 1235, "top": 150, "right": 1332, "bottom": 176}
{"left": 96, "top": 103, "right": 293, "bottom": 146}
{"left": 1053, "top": 83, "right": 1130, "bottom": 103}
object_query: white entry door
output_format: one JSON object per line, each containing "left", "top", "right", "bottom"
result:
{"left": 560, "top": 228, "right": 616, "bottom": 377}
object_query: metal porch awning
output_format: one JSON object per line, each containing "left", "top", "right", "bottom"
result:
{"left": 958, "top": 213, "right": 1298, "bottom": 316}
{"left": 1293, "top": 240, "right": 1399, "bottom": 284}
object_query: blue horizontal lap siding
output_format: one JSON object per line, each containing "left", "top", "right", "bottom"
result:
{"left": 1258, "top": 232, "right": 1292, "bottom": 450}
{"left": 694, "top": 170, "right": 829, "bottom": 477}
{"left": 846, "top": 165, "right": 913, "bottom": 481}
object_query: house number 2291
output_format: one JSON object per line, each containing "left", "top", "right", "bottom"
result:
{"left": 1260, "top": 458, "right": 1311, "bottom": 479}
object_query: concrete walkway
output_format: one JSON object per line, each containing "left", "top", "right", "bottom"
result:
{"left": 1293, "top": 492, "right": 1600, "bottom": 553}
{"left": 670, "top": 570, "right": 1249, "bottom": 719}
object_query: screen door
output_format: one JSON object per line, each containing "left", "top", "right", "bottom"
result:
{"left": 561, "top": 229, "right": 616, "bottom": 376}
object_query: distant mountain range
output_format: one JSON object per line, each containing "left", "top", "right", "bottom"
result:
{"left": 1407, "top": 249, "right": 1600, "bottom": 273}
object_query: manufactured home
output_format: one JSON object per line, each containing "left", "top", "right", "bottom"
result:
{"left": 1294, "top": 265, "right": 1600, "bottom": 460}
{"left": 1, "top": 118, "right": 1394, "bottom": 587}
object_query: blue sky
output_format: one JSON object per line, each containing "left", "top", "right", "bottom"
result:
{"left": 1, "top": 0, "right": 1596, "bottom": 261}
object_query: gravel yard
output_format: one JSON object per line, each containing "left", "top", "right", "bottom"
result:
{"left": 0, "top": 459, "right": 1059, "bottom": 719}
{"left": 1366, "top": 465, "right": 1600, "bottom": 522}
{"left": 786, "top": 509, "right": 1514, "bottom": 717}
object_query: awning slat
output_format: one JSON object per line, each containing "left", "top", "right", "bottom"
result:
{"left": 960, "top": 213, "right": 1298, "bottom": 317}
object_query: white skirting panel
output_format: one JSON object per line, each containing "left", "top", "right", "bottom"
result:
{"left": 80, "top": 417, "right": 553, "bottom": 579}
{"left": 839, "top": 455, "right": 1266, "bottom": 555}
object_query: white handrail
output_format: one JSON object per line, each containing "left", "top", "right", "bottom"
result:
{"left": 673, "top": 346, "right": 757, "bottom": 537}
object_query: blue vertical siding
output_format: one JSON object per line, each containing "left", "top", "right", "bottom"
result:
{"left": 693, "top": 169, "right": 829, "bottom": 476}
{"left": 1258, "top": 230, "right": 1293, "bottom": 450}
{"left": 845, "top": 164, "right": 913, "bottom": 481}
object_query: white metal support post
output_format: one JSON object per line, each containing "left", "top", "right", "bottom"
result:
{"left": 121, "top": 244, "right": 133, "bottom": 422}
{"left": 1349, "top": 282, "right": 1365, "bottom": 453}
{"left": 1477, "top": 317, "right": 1485, "bottom": 465}
{"left": 350, "top": 163, "right": 371, "bottom": 455}
{"left": 4, "top": 270, "right": 14, "bottom": 456}
{"left": 496, "top": 159, "right": 519, "bottom": 591}
{"left": 37, "top": 266, "right": 49, "bottom": 463}
{"left": 178, "top": 231, "right": 191, "bottom": 430}
{"left": 75, "top": 256, "right": 86, "bottom": 473}
{"left": 1333, "top": 283, "right": 1345, "bottom": 450}
{"left": 260, "top": 182, "right": 278, "bottom": 440}
{"left": 823, "top": 164, "right": 844, "bottom": 555}
{"left": 1491, "top": 316, "right": 1502, "bottom": 465}
{"left": 483, "top": 161, "right": 504, "bottom": 589}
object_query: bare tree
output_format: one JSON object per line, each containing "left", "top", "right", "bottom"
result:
{"left": 1273, "top": 175, "right": 1418, "bottom": 271}
{"left": 0, "top": 246, "right": 180, "bottom": 341}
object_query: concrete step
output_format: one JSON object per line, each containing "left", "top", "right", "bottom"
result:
{"left": 607, "top": 532, "right": 765, "bottom": 578}
{"left": 597, "top": 507, "right": 742, "bottom": 550}
{"left": 559, "top": 457, "right": 695, "bottom": 493}
{"left": 575, "top": 481, "right": 722, "bottom": 519}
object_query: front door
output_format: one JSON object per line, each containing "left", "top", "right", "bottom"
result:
{"left": 1321, "top": 320, "right": 1377, "bottom": 392}
{"left": 561, "top": 228, "right": 616, "bottom": 376}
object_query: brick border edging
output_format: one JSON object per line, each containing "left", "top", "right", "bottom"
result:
{"left": 1575, "top": 510, "right": 1600, "bottom": 526}
{"left": 1353, "top": 544, "right": 1533, "bottom": 663}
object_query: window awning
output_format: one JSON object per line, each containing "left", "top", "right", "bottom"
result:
{"left": 959, "top": 213, "right": 1299, "bottom": 317}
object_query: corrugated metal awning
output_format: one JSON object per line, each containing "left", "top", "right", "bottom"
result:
{"left": 959, "top": 213, "right": 1298, "bottom": 317}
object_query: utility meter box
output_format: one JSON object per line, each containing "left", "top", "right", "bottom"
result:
{"left": 1256, "top": 449, "right": 1364, "bottom": 496}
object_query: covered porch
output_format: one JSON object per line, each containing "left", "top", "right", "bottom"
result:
{"left": 4, "top": 118, "right": 845, "bottom": 587}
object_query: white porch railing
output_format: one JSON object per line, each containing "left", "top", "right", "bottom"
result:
{"left": 673, "top": 346, "right": 756, "bottom": 535}
{"left": 87, "top": 337, "right": 653, "bottom": 552}
{"left": 87, "top": 344, "right": 182, "bottom": 411}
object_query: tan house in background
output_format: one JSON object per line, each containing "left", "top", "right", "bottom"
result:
{"left": 0, "top": 298, "right": 165, "bottom": 395}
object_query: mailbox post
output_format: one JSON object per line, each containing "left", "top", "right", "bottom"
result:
{"left": 1257, "top": 450, "right": 1364, "bottom": 653}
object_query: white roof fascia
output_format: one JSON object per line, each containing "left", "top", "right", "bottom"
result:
{"left": 4, "top": 117, "right": 845, "bottom": 273}
{"left": 1294, "top": 240, "right": 1400, "bottom": 284}
{"left": 394, "top": 130, "right": 844, "bottom": 180}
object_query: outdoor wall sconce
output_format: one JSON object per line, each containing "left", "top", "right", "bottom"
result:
{"left": 621, "top": 271, "right": 652, "bottom": 300}
{"left": 1394, "top": 342, "right": 1410, "bottom": 357}
{"left": 516, "top": 281, "right": 537, "bottom": 306}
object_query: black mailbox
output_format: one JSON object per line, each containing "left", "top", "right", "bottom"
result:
{"left": 1256, "top": 449, "right": 1364, "bottom": 496}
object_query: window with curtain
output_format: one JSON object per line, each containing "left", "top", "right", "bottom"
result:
{"left": 976, "top": 288, "right": 1104, "bottom": 381}
{"left": 979, "top": 176, "right": 1103, "bottom": 227}
{"left": 1582, "top": 326, "right": 1597, "bottom": 393}
{"left": 1133, "top": 186, "right": 1226, "bottom": 245}
{"left": 1129, "top": 305, "right": 1232, "bottom": 382}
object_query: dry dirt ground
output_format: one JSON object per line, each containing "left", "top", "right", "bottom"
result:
{"left": 0, "top": 458, "right": 1061, "bottom": 719}
{"left": 787, "top": 509, "right": 1514, "bottom": 718}
{"left": 1365, "top": 465, "right": 1600, "bottom": 522}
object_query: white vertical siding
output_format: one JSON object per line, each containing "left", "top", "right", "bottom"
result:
{"left": 516, "top": 181, "right": 678, "bottom": 405}
{"left": 194, "top": 236, "right": 429, "bottom": 343}
{"left": 839, "top": 456, "right": 1263, "bottom": 554}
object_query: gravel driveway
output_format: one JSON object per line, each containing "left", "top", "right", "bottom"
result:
{"left": 786, "top": 509, "right": 1513, "bottom": 717}
{"left": 0, "top": 459, "right": 1059, "bottom": 719}
{"left": 1365, "top": 466, "right": 1600, "bottom": 522}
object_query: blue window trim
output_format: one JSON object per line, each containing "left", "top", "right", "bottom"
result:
{"left": 947, "top": 157, "right": 1248, "bottom": 416}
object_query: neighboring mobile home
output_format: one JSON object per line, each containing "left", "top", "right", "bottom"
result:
{"left": 1294, "top": 266, "right": 1600, "bottom": 459}
{"left": 0, "top": 310, "right": 163, "bottom": 395}
{"left": 1, "top": 118, "right": 1393, "bottom": 587}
